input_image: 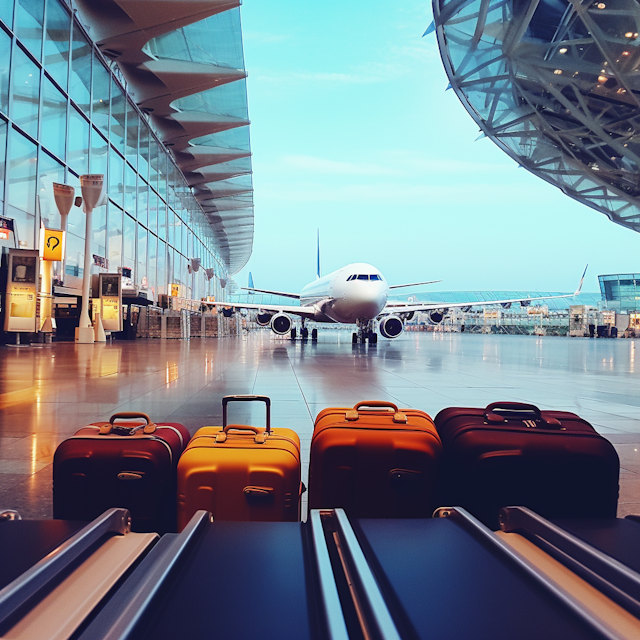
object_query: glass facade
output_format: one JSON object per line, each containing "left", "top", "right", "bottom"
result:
{"left": 432, "top": 0, "right": 640, "bottom": 232}
{"left": 599, "top": 274, "right": 640, "bottom": 312}
{"left": 0, "top": 0, "right": 250, "bottom": 303}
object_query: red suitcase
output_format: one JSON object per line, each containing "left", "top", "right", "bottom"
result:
{"left": 53, "top": 412, "right": 190, "bottom": 533}
{"left": 435, "top": 402, "right": 620, "bottom": 528}
{"left": 308, "top": 401, "right": 442, "bottom": 518}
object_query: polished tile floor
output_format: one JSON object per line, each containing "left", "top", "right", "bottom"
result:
{"left": 1, "top": 331, "right": 640, "bottom": 519}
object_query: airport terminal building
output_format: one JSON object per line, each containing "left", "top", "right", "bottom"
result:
{"left": 0, "top": 0, "right": 252, "bottom": 306}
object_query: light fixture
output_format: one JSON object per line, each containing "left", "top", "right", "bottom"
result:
{"left": 553, "top": 69, "right": 563, "bottom": 75}
{"left": 559, "top": 47, "right": 568, "bottom": 54}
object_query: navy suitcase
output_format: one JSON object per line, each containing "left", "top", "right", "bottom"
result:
{"left": 434, "top": 402, "right": 620, "bottom": 528}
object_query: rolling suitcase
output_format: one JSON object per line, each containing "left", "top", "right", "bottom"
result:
{"left": 53, "top": 412, "right": 190, "bottom": 533}
{"left": 435, "top": 402, "right": 620, "bottom": 528}
{"left": 308, "top": 401, "right": 442, "bottom": 517}
{"left": 176, "top": 395, "right": 302, "bottom": 530}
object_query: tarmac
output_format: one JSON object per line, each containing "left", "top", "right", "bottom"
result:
{"left": 1, "top": 330, "right": 639, "bottom": 519}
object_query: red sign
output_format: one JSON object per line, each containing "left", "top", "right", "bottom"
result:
{"left": 0, "top": 229, "right": 9, "bottom": 240}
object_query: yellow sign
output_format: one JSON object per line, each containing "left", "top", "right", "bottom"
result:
{"left": 42, "top": 229, "right": 64, "bottom": 261}
{"left": 170, "top": 283, "right": 180, "bottom": 297}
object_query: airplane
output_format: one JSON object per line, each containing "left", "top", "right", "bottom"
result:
{"left": 208, "top": 263, "right": 588, "bottom": 344}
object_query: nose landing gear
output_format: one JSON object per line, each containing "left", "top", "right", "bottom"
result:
{"left": 353, "top": 320, "right": 378, "bottom": 345}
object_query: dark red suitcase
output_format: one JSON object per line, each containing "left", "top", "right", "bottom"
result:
{"left": 435, "top": 402, "right": 619, "bottom": 528}
{"left": 53, "top": 412, "right": 190, "bottom": 533}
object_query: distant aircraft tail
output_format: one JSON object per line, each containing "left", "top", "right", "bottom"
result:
{"left": 248, "top": 272, "right": 254, "bottom": 294}
{"left": 316, "top": 229, "right": 321, "bottom": 279}
{"left": 573, "top": 264, "right": 588, "bottom": 296}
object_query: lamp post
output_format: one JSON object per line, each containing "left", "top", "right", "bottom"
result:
{"left": 53, "top": 183, "right": 74, "bottom": 285}
{"left": 75, "top": 174, "right": 105, "bottom": 344}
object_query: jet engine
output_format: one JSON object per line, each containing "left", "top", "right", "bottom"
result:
{"left": 380, "top": 315, "right": 404, "bottom": 339}
{"left": 271, "top": 313, "right": 293, "bottom": 335}
{"left": 501, "top": 302, "right": 512, "bottom": 309}
{"left": 221, "top": 307, "right": 234, "bottom": 318}
{"left": 256, "top": 312, "right": 273, "bottom": 327}
{"left": 427, "top": 309, "right": 448, "bottom": 324}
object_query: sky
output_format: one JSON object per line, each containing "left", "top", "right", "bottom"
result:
{"left": 234, "top": 0, "right": 640, "bottom": 294}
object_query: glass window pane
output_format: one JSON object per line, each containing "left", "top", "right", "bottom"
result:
{"left": 137, "top": 178, "right": 148, "bottom": 226}
{"left": 148, "top": 232, "right": 157, "bottom": 300}
{"left": 37, "top": 149, "right": 64, "bottom": 230}
{"left": 64, "top": 170, "right": 83, "bottom": 242}
{"left": 157, "top": 199, "right": 166, "bottom": 241}
{"left": 15, "top": 0, "right": 44, "bottom": 61}
{"left": 157, "top": 239, "right": 166, "bottom": 296}
{"left": 124, "top": 162, "right": 136, "bottom": 216}
{"left": 41, "top": 77, "right": 66, "bottom": 159}
{"left": 10, "top": 46, "right": 40, "bottom": 139}
{"left": 123, "top": 212, "right": 135, "bottom": 279}
{"left": 90, "top": 126, "right": 107, "bottom": 176}
{"left": 0, "top": 0, "right": 14, "bottom": 29}
{"left": 167, "top": 209, "right": 175, "bottom": 248}
{"left": 125, "top": 100, "right": 138, "bottom": 169}
{"left": 44, "top": 0, "right": 70, "bottom": 90}
{"left": 91, "top": 197, "right": 106, "bottom": 261}
{"left": 107, "top": 203, "right": 122, "bottom": 272}
{"left": 110, "top": 77, "right": 125, "bottom": 153}
{"left": 65, "top": 230, "right": 83, "bottom": 287}
{"left": 69, "top": 22, "right": 90, "bottom": 111}
{"left": 148, "top": 189, "right": 157, "bottom": 234}
{"left": 109, "top": 147, "right": 124, "bottom": 207}
{"left": 149, "top": 138, "right": 159, "bottom": 190}
{"left": 0, "top": 120, "right": 6, "bottom": 214}
{"left": 0, "top": 29, "right": 10, "bottom": 116}
{"left": 68, "top": 106, "right": 89, "bottom": 174}
{"left": 92, "top": 58, "right": 110, "bottom": 134}
{"left": 7, "top": 127, "right": 37, "bottom": 247}
{"left": 138, "top": 122, "right": 149, "bottom": 181}
{"left": 137, "top": 224, "right": 147, "bottom": 289}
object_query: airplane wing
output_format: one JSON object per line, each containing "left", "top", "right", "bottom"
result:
{"left": 205, "top": 300, "right": 316, "bottom": 319}
{"left": 381, "top": 265, "right": 588, "bottom": 315}
{"left": 388, "top": 279, "right": 442, "bottom": 289}
{"left": 241, "top": 287, "right": 300, "bottom": 299}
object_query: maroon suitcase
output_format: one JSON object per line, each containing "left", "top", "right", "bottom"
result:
{"left": 435, "top": 402, "right": 619, "bottom": 529}
{"left": 53, "top": 412, "right": 190, "bottom": 533}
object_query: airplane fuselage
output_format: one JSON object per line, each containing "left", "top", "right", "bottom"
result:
{"left": 299, "top": 262, "right": 388, "bottom": 324}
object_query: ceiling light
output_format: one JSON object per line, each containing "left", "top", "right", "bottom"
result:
{"left": 559, "top": 47, "right": 568, "bottom": 54}
{"left": 553, "top": 69, "right": 563, "bottom": 74}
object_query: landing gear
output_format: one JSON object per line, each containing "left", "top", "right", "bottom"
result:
{"left": 290, "top": 327, "right": 296, "bottom": 340}
{"left": 311, "top": 328, "right": 318, "bottom": 341}
{"left": 301, "top": 327, "right": 309, "bottom": 340}
{"left": 353, "top": 320, "right": 378, "bottom": 345}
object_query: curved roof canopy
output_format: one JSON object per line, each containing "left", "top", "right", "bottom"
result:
{"left": 433, "top": 0, "right": 640, "bottom": 232}
{"left": 74, "top": 0, "right": 253, "bottom": 274}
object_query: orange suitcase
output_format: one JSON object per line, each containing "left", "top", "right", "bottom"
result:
{"left": 308, "top": 401, "right": 442, "bottom": 518}
{"left": 177, "top": 395, "right": 302, "bottom": 530}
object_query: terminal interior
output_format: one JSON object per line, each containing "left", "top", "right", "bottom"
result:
{"left": 1, "top": 332, "right": 640, "bottom": 520}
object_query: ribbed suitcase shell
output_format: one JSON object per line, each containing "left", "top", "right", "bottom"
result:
{"left": 177, "top": 426, "right": 302, "bottom": 530}
{"left": 308, "top": 401, "right": 442, "bottom": 518}
{"left": 435, "top": 402, "right": 620, "bottom": 528}
{"left": 53, "top": 417, "right": 190, "bottom": 533}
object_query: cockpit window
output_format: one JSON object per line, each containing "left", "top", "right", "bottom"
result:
{"left": 347, "top": 275, "right": 356, "bottom": 281}
{"left": 357, "top": 275, "right": 368, "bottom": 280}
{"left": 370, "top": 274, "right": 381, "bottom": 281}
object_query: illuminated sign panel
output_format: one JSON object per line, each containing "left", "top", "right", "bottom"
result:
{"left": 4, "top": 249, "right": 38, "bottom": 332}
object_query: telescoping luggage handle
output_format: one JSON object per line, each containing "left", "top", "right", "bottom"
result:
{"left": 345, "top": 401, "right": 408, "bottom": 424}
{"left": 218, "top": 395, "right": 271, "bottom": 443}
{"left": 98, "top": 412, "right": 157, "bottom": 435}
{"left": 484, "top": 402, "right": 562, "bottom": 429}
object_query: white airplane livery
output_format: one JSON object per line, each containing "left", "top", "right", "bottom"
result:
{"left": 211, "top": 262, "right": 587, "bottom": 344}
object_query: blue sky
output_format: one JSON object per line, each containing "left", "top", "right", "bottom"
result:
{"left": 234, "top": 0, "right": 640, "bottom": 294}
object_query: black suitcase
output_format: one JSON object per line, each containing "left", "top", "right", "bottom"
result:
{"left": 435, "top": 402, "right": 620, "bottom": 528}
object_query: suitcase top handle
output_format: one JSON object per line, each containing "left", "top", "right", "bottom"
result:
{"left": 222, "top": 395, "right": 271, "bottom": 433}
{"left": 98, "top": 412, "right": 156, "bottom": 435}
{"left": 345, "top": 401, "right": 408, "bottom": 424}
{"left": 215, "top": 424, "right": 268, "bottom": 444}
{"left": 484, "top": 402, "right": 562, "bottom": 429}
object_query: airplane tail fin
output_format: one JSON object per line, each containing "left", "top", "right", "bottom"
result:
{"left": 248, "top": 272, "right": 254, "bottom": 294}
{"left": 316, "top": 229, "right": 321, "bottom": 279}
{"left": 573, "top": 264, "right": 588, "bottom": 296}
